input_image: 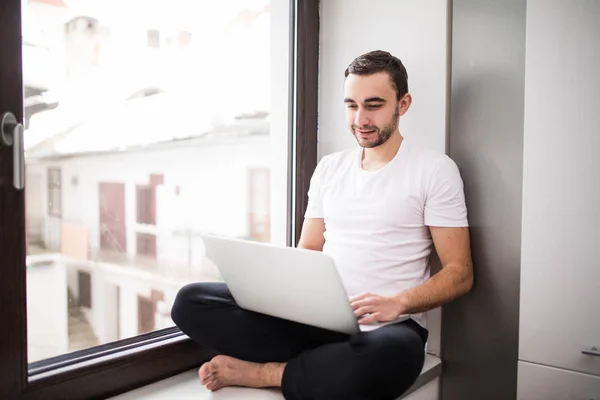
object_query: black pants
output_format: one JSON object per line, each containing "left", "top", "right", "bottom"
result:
{"left": 171, "top": 282, "right": 428, "bottom": 400}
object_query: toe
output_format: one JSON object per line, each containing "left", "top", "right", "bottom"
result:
{"left": 203, "top": 376, "right": 214, "bottom": 388}
{"left": 206, "top": 379, "right": 222, "bottom": 391}
{"left": 200, "top": 373, "right": 214, "bottom": 386}
{"left": 199, "top": 362, "right": 212, "bottom": 381}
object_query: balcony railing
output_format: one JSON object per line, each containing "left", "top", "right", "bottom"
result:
{"left": 26, "top": 219, "right": 231, "bottom": 282}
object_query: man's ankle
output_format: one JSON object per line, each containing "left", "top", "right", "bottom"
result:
{"left": 260, "top": 362, "right": 285, "bottom": 387}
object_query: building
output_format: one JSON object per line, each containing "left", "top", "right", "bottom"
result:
{"left": 22, "top": 0, "right": 273, "bottom": 362}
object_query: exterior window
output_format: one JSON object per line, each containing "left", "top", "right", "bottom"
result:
{"left": 47, "top": 168, "right": 61, "bottom": 217}
{"left": 1, "top": 0, "right": 318, "bottom": 398}
{"left": 147, "top": 29, "right": 160, "bottom": 48}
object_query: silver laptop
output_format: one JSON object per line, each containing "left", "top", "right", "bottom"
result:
{"left": 201, "top": 234, "right": 360, "bottom": 335}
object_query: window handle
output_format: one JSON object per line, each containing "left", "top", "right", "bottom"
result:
{"left": 582, "top": 346, "right": 600, "bottom": 357}
{"left": 1, "top": 112, "right": 25, "bottom": 190}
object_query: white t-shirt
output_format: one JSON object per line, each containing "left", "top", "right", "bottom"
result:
{"left": 304, "top": 138, "right": 468, "bottom": 331}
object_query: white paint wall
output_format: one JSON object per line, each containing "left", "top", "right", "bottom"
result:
{"left": 28, "top": 134, "right": 275, "bottom": 259}
{"left": 26, "top": 256, "right": 68, "bottom": 363}
{"left": 61, "top": 258, "right": 193, "bottom": 344}
{"left": 26, "top": 133, "right": 282, "bottom": 345}
{"left": 25, "top": 172, "right": 45, "bottom": 244}
{"left": 318, "top": 0, "right": 449, "bottom": 157}
{"left": 521, "top": 0, "right": 600, "bottom": 274}
{"left": 103, "top": 282, "right": 120, "bottom": 342}
{"left": 518, "top": 0, "right": 600, "bottom": 392}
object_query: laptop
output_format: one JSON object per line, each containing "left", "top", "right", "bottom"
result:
{"left": 201, "top": 234, "right": 360, "bottom": 335}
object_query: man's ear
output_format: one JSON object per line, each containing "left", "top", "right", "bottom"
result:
{"left": 398, "top": 93, "right": 412, "bottom": 116}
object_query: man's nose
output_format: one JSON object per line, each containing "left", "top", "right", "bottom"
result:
{"left": 354, "top": 110, "right": 371, "bottom": 127}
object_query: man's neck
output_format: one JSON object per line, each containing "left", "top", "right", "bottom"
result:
{"left": 361, "top": 132, "right": 403, "bottom": 171}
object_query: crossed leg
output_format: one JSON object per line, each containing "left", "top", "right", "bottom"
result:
{"left": 171, "top": 282, "right": 427, "bottom": 400}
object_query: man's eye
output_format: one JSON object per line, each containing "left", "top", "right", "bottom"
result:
{"left": 369, "top": 104, "right": 383, "bottom": 109}
{"left": 347, "top": 104, "right": 357, "bottom": 109}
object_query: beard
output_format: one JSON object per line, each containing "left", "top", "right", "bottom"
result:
{"left": 351, "top": 108, "right": 400, "bottom": 148}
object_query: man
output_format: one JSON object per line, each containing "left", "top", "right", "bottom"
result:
{"left": 171, "top": 50, "right": 473, "bottom": 400}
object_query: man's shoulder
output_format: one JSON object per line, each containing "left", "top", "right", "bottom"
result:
{"left": 404, "top": 140, "right": 454, "bottom": 172}
{"left": 317, "top": 148, "right": 357, "bottom": 170}
{"left": 405, "top": 140, "right": 448, "bottom": 163}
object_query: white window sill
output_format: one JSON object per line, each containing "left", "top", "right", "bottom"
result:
{"left": 110, "top": 355, "right": 441, "bottom": 400}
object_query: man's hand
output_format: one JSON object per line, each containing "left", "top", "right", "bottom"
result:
{"left": 350, "top": 293, "right": 406, "bottom": 325}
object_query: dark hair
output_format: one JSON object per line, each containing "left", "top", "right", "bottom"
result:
{"left": 344, "top": 50, "right": 408, "bottom": 101}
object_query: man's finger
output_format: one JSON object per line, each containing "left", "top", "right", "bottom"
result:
{"left": 358, "top": 315, "right": 376, "bottom": 325}
{"left": 350, "top": 298, "right": 370, "bottom": 310}
{"left": 353, "top": 305, "right": 375, "bottom": 317}
{"left": 350, "top": 292, "right": 374, "bottom": 302}
{"left": 352, "top": 296, "right": 382, "bottom": 309}
{"left": 359, "top": 312, "right": 382, "bottom": 325}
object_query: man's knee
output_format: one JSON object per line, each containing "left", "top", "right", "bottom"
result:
{"left": 349, "top": 327, "right": 425, "bottom": 397}
{"left": 171, "top": 282, "right": 224, "bottom": 328}
{"left": 171, "top": 283, "right": 197, "bottom": 328}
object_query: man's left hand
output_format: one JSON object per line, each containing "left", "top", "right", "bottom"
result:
{"left": 350, "top": 293, "right": 405, "bottom": 325}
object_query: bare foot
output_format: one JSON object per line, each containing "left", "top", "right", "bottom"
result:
{"left": 198, "top": 355, "right": 285, "bottom": 392}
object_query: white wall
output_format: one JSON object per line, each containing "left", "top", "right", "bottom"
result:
{"left": 518, "top": 0, "right": 600, "bottom": 393}
{"left": 318, "top": 0, "right": 449, "bottom": 157}
{"left": 26, "top": 134, "right": 281, "bottom": 345}
{"left": 25, "top": 172, "right": 45, "bottom": 244}
{"left": 520, "top": 0, "right": 600, "bottom": 271}
{"left": 319, "top": 0, "right": 450, "bottom": 359}
{"left": 118, "top": 280, "right": 142, "bottom": 340}
{"left": 103, "top": 282, "right": 120, "bottom": 342}
{"left": 28, "top": 134, "right": 277, "bottom": 263}
{"left": 26, "top": 256, "right": 68, "bottom": 363}
{"left": 63, "top": 258, "right": 192, "bottom": 344}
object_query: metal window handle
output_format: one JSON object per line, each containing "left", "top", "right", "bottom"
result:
{"left": 1, "top": 112, "right": 25, "bottom": 190}
{"left": 582, "top": 346, "right": 600, "bottom": 357}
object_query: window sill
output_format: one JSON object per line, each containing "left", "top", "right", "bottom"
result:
{"left": 22, "top": 335, "right": 213, "bottom": 400}
{"left": 109, "top": 354, "right": 442, "bottom": 399}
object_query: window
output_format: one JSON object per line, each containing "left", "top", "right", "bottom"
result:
{"left": 77, "top": 270, "right": 92, "bottom": 309}
{"left": 147, "top": 29, "right": 192, "bottom": 49}
{"left": 47, "top": 168, "right": 61, "bottom": 216}
{"left": 147, "top": 29, "right": 160, "bottom": 48}
{"left": 0, "top": 1, "right": 319, "bottom": 399}
{"left": 178, "top": 31, "right": 192, "bottom": 48}
{"left": 136, "top": 185, "right": 155, "bottom": 225}
{"left": 136, "top": 232, "right": 157, "bottom": 258}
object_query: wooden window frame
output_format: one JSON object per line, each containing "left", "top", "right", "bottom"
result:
{"left": 0, "top": 0, "right": 319, "bottom": 398}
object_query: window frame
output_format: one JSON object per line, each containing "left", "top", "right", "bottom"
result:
{"left": 0, "top": 0, "right": 320, "bottom": 398}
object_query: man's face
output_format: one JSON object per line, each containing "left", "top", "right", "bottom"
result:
{"left": 344, "top": 72, "right": 409, "bottom": 148}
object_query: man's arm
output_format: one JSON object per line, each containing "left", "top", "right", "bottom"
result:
{"left": 352, "top": 226, "right": 473, "bottom": 324}
{"left": 395, "top": 226, "right": 473, "bottom": 314}
{"left": 297, "top": 218, "right": 326, "bottom": 251}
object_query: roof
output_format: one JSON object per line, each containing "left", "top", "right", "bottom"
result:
{"left": 24, "top": 91, "right": 269, "bottom": 160}
{"left": 22, "top": 0, "right": 272, "bottom": 159}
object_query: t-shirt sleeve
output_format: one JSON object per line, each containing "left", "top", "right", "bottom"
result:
{"left": 424, "top": 156, "right": 469, "bottom": 227}
{"left": 304, "top": 157, "right": 327, "bottom": 219}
